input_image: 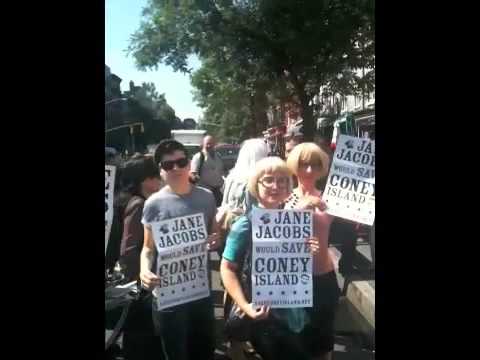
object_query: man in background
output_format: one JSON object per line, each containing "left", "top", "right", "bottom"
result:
{"left": 284, "top": 124, "right": 304, "bottom": 158}
{"left": 190, "top": 135, "right": 224, "bottom": 206}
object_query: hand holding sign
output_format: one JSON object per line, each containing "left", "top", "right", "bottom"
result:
{"left": 140, "top": 269, "right": 161, "bottom": 290}
{"left": 206, "top": 232, "right": 221, "bottom": 251}
{"left": 245, "top": 303, "right": 270, "bottom": 321}
{"left": 305, "top": 237, "right": 320, "bottom": 255}
{"left": 296, "top": 195, "right": 327, "bottom": 212}
{"left": 323, "top": 135, "right": 375, "bottom": 225}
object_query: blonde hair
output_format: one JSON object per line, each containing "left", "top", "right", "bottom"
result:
{"left": 286, "top": 142, "right": 330, "bottom": 178}
{"left": 229, "top": 138, "right": 269, "bottom": 181}
{"left": 247, "top": 157, "right": 293, "bottom": 199}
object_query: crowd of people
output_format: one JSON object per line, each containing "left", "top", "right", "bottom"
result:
{"left": 106, "top": 128, "right": 360, "bottom": 360}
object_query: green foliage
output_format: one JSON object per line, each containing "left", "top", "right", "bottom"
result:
{"left": 106, "top": 81, "right": 178, "bottom": 152}
{"left": 128, "top": 0, "right": 375, "bottom": 141}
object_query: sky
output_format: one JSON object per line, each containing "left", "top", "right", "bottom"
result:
{"left": 105, "top": 0, "right": 202, "bottom": 121}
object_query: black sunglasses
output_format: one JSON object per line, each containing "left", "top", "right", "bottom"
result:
{"left": 160, "top": 157, "right": 189, "bottom": 171}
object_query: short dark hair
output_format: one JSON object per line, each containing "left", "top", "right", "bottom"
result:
{"left": 154, "top": 139, "right": 187, "bottom": 164}
{"left": 120, "top": 155, "right": 160, "bottom": 197}
{"left": 113, "top": 156, "right": 159, "bottom": 234}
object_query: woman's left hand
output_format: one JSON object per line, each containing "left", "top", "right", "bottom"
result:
{"left": 306, "top": 237, "right": 320, "bottom": 254}
{"left": 297, "top": 195, "right": 327, "bottom": 212}
{"left": 207, "top": 232, "right": 221, "bottom": 251}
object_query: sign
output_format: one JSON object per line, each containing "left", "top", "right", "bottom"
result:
{"left": 323, "top": 135, "right": 375, "bottom": 225}
{"left": 251, "top": 208, "right": 313, "bottom": 308}
{"left": 151, "top": 213, "right": 210, "bottom": 310}
{"left": 105, "top": 165, "right": 116, "bottom": 255}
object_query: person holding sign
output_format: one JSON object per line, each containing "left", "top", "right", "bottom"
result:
{"left": 220, "top": 157, "right": 320, "bottom": 360}
{"left": 110, "top": 155, "right": 163, "bottom": 360}
{"left": 140, "top": 139, "right": 221, "bottom": 360}
{"left": 286, "top": 143, "right": 341, "bottom": 360}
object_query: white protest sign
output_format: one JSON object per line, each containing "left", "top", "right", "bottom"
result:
{"left": 251, "top": 208, "right": 313, "bottom": 308}
{"left": 324, "top": 135, "right": 375, "bottom": 225}
{"left": 105, "top": 165, "right": 116, "bottom": 255}
{"left": 151, "top": 213, "right": 210, "bottom": 310}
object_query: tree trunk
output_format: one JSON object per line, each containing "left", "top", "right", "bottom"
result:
{"left": 248, "top": 95, "right": 257, "bottom": 138}
{"left": 362, "top": 67, "right": 366, "bottom": 110}
{"left": 298, "top": 89, "right": 315, "bottom": 142}
{"left": 248, "top": 91, "right": 269, "bottom": 138}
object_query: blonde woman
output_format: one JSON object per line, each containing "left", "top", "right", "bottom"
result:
{"left": 221, "top": 157, "right": 320, "bottom": 360}
{"left": 286, "top": 143, "right": 340, "bottom": 360}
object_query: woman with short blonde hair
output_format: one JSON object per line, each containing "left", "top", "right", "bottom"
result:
{"left": 286, "top": 142, "right": 330, "bottom": 179}
{"left": 247, "top": 156, "right": 293, "bottom": 199}
{"left": 221, "top": 156, "right": 320, "bottom": 360}
{"left": 285, "top": 142, "right": 339, "bottom": 360}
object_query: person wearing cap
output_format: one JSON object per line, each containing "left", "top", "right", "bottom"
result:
{"left": 284, "top": 124, "right": 304, "bottom": 158}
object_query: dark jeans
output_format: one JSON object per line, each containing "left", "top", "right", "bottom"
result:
{"left": 250, "top": 318, "right": 310, "bottom": 360}
{"left": 302, "top": 272, "right": 341, "bottom": 356}
{"left": 123, "top": 332, "right": 163, "bottom": 360}
{"left": 123, "top": 290, "right": 164, "bottom": 360}
{"left": 152, "top": 296, "right": 215, "bottom": 360}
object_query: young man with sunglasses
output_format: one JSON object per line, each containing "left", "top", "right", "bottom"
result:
{"left": 140, "top": 139, "right": 221, "bottom": 360}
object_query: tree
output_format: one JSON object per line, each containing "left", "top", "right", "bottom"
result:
{"left": 128, "top": 0, "right": 375, "bottom": 141}
{"left": 137, "top": 83, "right": 178, "bottom": 146}
{"left": 191, "top": 57, "right": 254, "bottom": 142}
{"left": 121, "top": 82, "right": 178, "bottom": 151}
{"left": 183, "top": 118, "right": 197, "bottom": 129}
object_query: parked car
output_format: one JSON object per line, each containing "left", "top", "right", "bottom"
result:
{"left": 215, "top": 143, "right": 240, "bottom": 173}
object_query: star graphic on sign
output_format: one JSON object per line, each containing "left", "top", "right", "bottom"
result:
{"left": 160, "top": 224, "right": 169, "bottom": 234}
{"left": 260, "top": 213, "right": 271, "bottom": 224}
{"left": 345, "top": 140, "right": 355, "bottom": 149}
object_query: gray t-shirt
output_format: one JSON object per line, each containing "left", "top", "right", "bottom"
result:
{"left": 142, "top": 185, "right": 216, "bottom": 231}
{"left": 191, "top": 151, "right": 224, "bottom": 188}
{"left": 142, "top": 185, "right": 216, "bottom": 301}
